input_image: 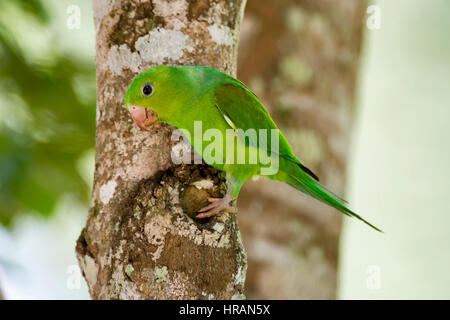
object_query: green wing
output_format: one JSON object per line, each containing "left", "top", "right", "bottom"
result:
{"left": 212, "top": 75, "right": 381, "bottom": 231}
{"left": 213, "top": 78, "right": 319, "bottom": 180}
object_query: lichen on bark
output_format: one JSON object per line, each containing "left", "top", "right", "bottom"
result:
{"left": 77, "top": 0, "right": 247, "bottom": 300}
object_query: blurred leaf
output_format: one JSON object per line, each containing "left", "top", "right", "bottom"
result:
{"left": 0, "top": 0, "right": 95, "bottom": 226}
{"left": 0, "top": 0, "right": 49, "bottom": 24}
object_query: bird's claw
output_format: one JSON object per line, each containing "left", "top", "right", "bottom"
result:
{"left": 196, "top": 194, "right": 237, "bottom": 219}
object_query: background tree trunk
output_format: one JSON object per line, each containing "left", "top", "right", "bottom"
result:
{"left": 76, "top": 0, "right": 247, "bottom": 300}
{"left": 236, "top": 0, "right": 366, "bottom": 299}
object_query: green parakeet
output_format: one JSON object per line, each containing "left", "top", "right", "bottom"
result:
{"left": 125, "top": 65, "right": 380, "bottom": 231}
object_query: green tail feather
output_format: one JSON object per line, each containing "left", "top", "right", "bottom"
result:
{"left": 314, "top": 179, "right": 349, "bottom": 204}
{"left": 287, "top": 173, "right": 382, "bottom": 232}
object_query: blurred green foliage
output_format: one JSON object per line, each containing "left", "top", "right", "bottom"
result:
{"left": 0, "top": 0, "right": 95, "bottom": 226}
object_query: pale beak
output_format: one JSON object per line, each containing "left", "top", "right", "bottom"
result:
{"left": 129, "top": 105, "right": 158, "bottom": 130}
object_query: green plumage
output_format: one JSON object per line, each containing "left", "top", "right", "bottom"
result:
{"left": 125, "top": 65, "right": 381, "bottom": 231}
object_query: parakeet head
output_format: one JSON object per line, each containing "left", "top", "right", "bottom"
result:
{"left": 124, "top": 65, "right": 175, "bottom": 130}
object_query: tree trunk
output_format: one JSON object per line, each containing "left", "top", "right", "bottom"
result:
{"left": 76, "top": 0, "right": 247, "bottom": 300}
{"left": 236, "top": 0, "right": 366, "bottom": 299}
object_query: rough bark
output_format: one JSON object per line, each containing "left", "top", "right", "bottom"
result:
{"left": 236, "top": 0, "right": 366, "bottom": 299}
{"left": 76, "top": 0, "right": 247, "bottom": 300}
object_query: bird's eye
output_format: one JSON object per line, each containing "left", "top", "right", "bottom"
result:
{"left": 142, "top": 83, "right": 153, "bottom": 97}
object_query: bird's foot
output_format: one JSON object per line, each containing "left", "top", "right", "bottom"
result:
{"left": 196, "top": 193, "right": 237, "bottom": 219}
